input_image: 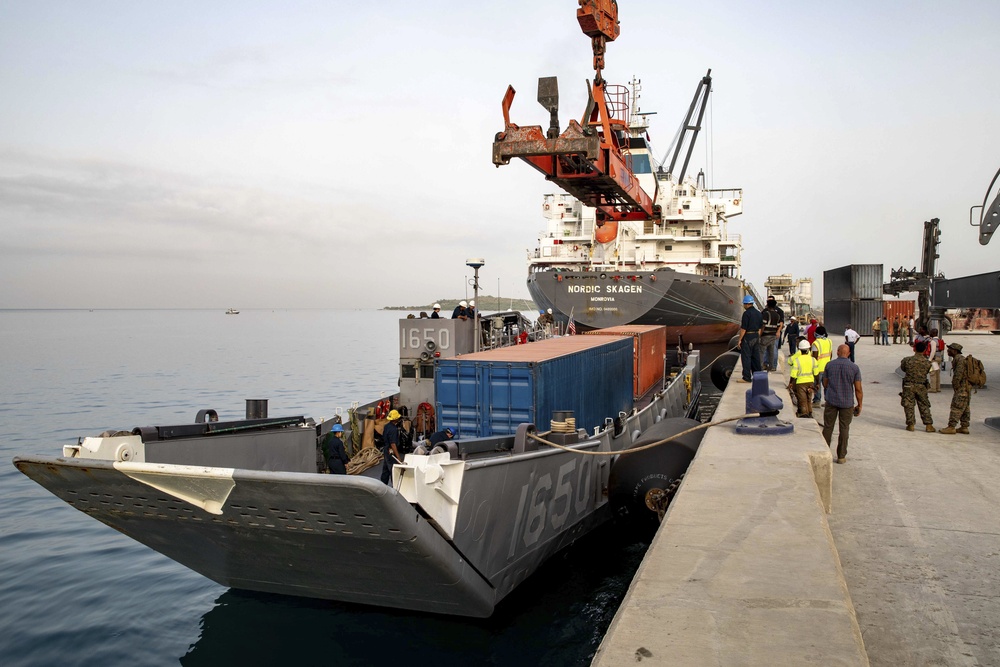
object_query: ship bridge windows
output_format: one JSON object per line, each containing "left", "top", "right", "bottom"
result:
{"left": 626, "top": 154, "right": 652, "bottom": 174}
{"left": 401, "top": 363, "right": 435, "bottom": 379}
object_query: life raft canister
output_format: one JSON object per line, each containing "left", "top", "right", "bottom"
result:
{"left": 595, "top": 220, "right": 619, "bottom": 244}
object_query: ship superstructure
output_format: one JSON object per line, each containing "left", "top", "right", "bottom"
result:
{"left": 492, "top": 2, "right": 753, "bottom": 344}
{"left": 530, "top": 77, "right": 743, "bottom": 281}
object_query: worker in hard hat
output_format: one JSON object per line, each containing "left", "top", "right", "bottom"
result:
{"left": 789, "top": 339, "right": 818, "bottom": 418}
{"left": 325, "top": 423, "right": 349, "bottom": 475}
{"left": 538, "top": 308, "right": 555, "bottom": 335}
{"left": 452, "top": 301, "right": 469, "bottom": 320}
{"left": 811, "top": 326, "right": 834, "bottom": 406}
{"left": 380, "top": 409, "right": 404, "bottom": 485}
{"left": 736, "top": 294, "right": 763, "bottom": 383}
{"left": 428, "top": 427, "right": 455, "bottom": 446}
{"left": 431, "top": 303, "right": 442, "bottom": 319}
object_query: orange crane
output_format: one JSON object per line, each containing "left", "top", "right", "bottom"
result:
{"left": 492, "top": 0, "right": 658, "bottom": 225}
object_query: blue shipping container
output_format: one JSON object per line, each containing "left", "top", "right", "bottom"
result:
{"left": 434, "top": 336, "right": 634, "bottom": 437}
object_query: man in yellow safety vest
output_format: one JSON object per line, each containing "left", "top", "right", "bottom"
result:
{"left": 811, "top": 325, "right": 834, "bottom": 406}
{"left": 789, "top": 339, "right": 818, "bottom": 418}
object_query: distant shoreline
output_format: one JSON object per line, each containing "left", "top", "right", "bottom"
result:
{"left": 382, "top": 297, "right": 537, "bottom": 313}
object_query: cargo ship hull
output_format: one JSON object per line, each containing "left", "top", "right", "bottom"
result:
{"left": 528, "top": 269, "right": 743, "bottom": 345}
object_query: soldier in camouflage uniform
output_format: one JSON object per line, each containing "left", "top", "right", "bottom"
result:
{"left": 939, "top": 342, "right": 970, "bottom": 434}
{"left": 900, "top": 340, "right": 935, "bottom": 432}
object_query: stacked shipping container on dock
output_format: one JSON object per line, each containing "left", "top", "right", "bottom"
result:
{"left": 823, "top": 264, "right": 884, "bottom": 336}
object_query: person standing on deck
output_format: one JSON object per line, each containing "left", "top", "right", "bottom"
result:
{"left": 325, "top": 424, "right": 350, "bottom": 475}
{"left": 900, "top": 341, "right": 935, "bottom": 432}
{"left": 380, "top": 410, "right": 404, "bottom": 485}
{"left": 939, "top": 343, "right": 972, "bottom": 434}
{"left": 880, "top": 316, "right": 890, "bottom": 345}
{"left": 538, "top": 308, "right": 555, "bottom": 336}
{"left": 431, "top": 303, "right": 442, "bottom": 319}
{"left": 872, "top": 317, "right": 882, "bottom": 344}
{"left": 736, "top": 295, "right": 763, "bottom": 383}
{"left": 452, "top": 301, "right": 469, "bottom": 320}
{"left": 822, "top": 344, "right": 863, "bottom": 464}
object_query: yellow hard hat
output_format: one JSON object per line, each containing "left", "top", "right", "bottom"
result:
{"left": 387, "top": 409, "right": 401, "bottom": 421}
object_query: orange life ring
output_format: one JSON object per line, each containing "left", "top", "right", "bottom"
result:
{"left": 734, "top": 198, "right": 741, "bottom": 206}
{"left": 374, "top": 399, "right": 391, "bottom": 419}
{"left": 544, "top": 204, "right": 550, "bottom": 210}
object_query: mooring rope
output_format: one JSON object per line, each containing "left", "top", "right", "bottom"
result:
{"left": 346, "top": 447, "right": 382, "bottom": 475}
{"left": 526, "top": 412, "right": 760, "bottom": 456}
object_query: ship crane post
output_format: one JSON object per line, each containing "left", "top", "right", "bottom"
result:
{"left": 492, "top": 0, "right": 659, "bottom": 232}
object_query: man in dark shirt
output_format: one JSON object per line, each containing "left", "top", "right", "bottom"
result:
{"left": 821, "top": 345, "right": 863, "bottom": 463}
{"left": 737, "top": 295, "right": 763, "bottom": 383}
{"left": 428, "top": 427, "right": 455, "bottom": 446}
{"left": 325, "top": 423, "right": 350, "bottom": 475}
{"left": 784, "top": 317, "right": 801, "bottom": 356}
{"left": 380, "top": 410, "right": 404, "bottom": 485}
{"left": 761, "top": 296, "right": 784, "bottom": 372}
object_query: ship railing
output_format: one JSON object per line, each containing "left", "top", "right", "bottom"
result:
{"left": 529, "top": 245, "right": 591, "bottom": 262}
{"left": 707, "top": 188, "right": 743, "bottom": 201}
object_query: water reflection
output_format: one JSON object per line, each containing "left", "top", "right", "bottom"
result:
{"left": 181, "top": 525, "right": 650, "bottom": 667}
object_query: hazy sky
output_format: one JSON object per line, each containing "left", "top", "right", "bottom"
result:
{"left": 2, "top": 0, "right": 998, "bottom": 309}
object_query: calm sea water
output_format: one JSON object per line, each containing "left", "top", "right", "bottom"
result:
{"left": 0, "top": 309, "right": 654, "bottom": 667}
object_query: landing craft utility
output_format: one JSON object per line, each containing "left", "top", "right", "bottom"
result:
{"left": 14, "top": 312, "right": 704, "bottom": 617}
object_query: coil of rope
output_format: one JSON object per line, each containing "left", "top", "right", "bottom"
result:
{"left": 346, "top": 447, "right": 382, "bottom": 475}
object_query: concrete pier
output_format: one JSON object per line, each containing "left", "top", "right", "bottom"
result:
{"left": 592, "top": 334, "right": 1000, "bottom": 666}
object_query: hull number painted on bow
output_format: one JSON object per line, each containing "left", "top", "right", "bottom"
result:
{"left": 509, "top": 456, "right": 593, "bottom": 556}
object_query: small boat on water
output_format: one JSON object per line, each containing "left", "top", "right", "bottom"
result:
{"left": 225, "top": 308, "right": 239, "bottom": 315}
{"left": 14, "top": 313, "right": 703, "bottom": 617}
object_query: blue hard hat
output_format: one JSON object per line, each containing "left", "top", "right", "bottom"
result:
{"left": 742, "top": 295, "right": 755, "bottom": 305}
{"left": 445, "top": 428, "right": 454, "bottom": 436}
{"left": 331, "top": 423, "right": 344, "bottom": 432}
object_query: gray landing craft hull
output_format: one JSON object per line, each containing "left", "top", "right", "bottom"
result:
{"left": 15, "top": 351, "right": 701, "bottom": 617}
{"left": 14, "top": 459, "right": 498, "bottom": 616}
{"left": 528, "top": 270, "right": 744, "bottom": 344}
